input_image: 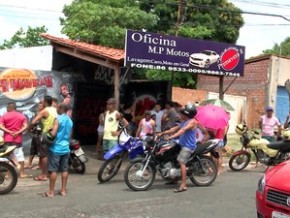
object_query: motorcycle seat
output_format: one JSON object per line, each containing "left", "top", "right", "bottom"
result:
{"left": 267, "top": 141, "right": 290, "bottom": 150}
{"left": 192, "top": 142, "right": 212, "bottom": 155}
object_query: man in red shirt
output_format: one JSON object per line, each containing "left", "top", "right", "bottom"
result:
{"left": 0, "top": 102, "right": 28, "bottom": 178}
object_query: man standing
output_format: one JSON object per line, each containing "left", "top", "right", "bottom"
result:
{"left": 103, "top": 98, "right": 121, "bottom": 153}
{"left": 259, "top": 106, "right": 281, "bottom": 142}
{"left": 136, "top": 111, "right": 156, "bottom": 139}
{"left": 43, "top": 103, "right": 73, "bottom": 197}
{"left": 30, "top": 95, "right": 57, "bottom": 181}
{"left": 0, "top": 102, "right": 28, "bottom": 178}
{"left": 163, "top": 105, "right": 198, "bottom": 193}
{"left": 151, "top": 103, "right": 164, "bottom": 133}
{"left": 162, "top": 101, "right": 179, "bottom": 130}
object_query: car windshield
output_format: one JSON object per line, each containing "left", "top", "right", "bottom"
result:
{"left": 201, "top": 50, "right": 213, "bottom": 55}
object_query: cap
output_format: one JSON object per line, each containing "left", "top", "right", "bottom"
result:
{"left": 266, "top": 106, "right": 273, "bottom": 112}
{"left": 107, "top": 98, "right": 116, "bottom": 104}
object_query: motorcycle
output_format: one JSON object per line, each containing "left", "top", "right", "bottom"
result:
{"left": 69, "top": 139, "right": 88, "bottom": 174}
{"left": 0, "top": 144, "right": 18, "bottom": 195}
{"left": 124, "top": 136, "right": 220, "bottom": 191}
{"left": 229, "top": 124, "right": 290, "bottom": 171}
{"left": 30, "top": 123, "right": 88, "bottom": 174}
{"left": 98, "top": 126, "right": 145, "bottom": 183}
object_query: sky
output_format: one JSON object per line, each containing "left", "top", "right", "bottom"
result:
{"left": 0, "top": 0, "right": 289, "bottom": 58}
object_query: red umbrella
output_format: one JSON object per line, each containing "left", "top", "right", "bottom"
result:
{"left": 196, "top": 105, "right": 230, "bottom": 130}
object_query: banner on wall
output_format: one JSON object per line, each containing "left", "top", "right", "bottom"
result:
{"left": 125, "top": 30, "right": 245, "bottom": 77}
{"left": 0, "top": 68, "right": 74, "bottom": 148}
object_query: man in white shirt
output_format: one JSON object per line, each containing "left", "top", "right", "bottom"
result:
{"left": 151, "top": 103, "right": 164, "bottom": 133}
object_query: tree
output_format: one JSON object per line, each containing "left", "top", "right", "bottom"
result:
{"left": 263, "top": 37, "right": 290, "bottom": 56}
{"left": 60, "top": 0, "right": 244, "bottom": 88}
{"left": 60, "top": 0, "right": 158, "bottom": 48}
{"left": 0, "top": 26, "right": 49, "bottom": 50}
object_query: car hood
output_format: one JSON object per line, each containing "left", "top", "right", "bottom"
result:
{"left": 266, "top": 160, "right": 290, "bottom": 190}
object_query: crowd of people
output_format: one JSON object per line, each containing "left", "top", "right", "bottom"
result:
{"left": 0, "top": 95, "right": 73, "bottom": 198}
{"left": 96, "top": 98, "right": 229, "bottom": 191}
{"left": 3, "top": 93, "right": 287, "bottom": 195}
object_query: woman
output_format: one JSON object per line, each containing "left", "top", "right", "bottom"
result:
{"left": 136, "top": 111, "right": 156, "bottom": 140}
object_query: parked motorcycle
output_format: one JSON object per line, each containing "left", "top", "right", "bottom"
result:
{"left": 229, "top": 124, "right": 290, "bottom": 171}
{"left": 69, "top": 139, "right": 88, "bottom": 174}
{"left": 0, "top": 144, "right": 18, "bottom": 195}
{"left": 124, "top": 136, "right": 220, "bottom": 191}
{"left": 30, "top": 123, "right": 88, "bottom": 174}
{"left": 98, "top": 127, "right": 145, "bottom": 183}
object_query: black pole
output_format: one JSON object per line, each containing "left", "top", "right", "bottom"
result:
{"left": 219, "top": 75, "right": 224, "bottom": 100}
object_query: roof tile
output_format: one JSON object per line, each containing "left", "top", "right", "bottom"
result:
{"left": 41, "top": 33, "right": 125, "bottom": 62}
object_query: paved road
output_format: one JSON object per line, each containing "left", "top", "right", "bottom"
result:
{"left": 0, "top": 150, "right": 264, "bottom": 218}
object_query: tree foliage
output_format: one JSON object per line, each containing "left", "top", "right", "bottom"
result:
{"left": 61, "top": 0, "right": 158, "bottom": 48}
{"left": 0, "top": 26, "right": 49, "bottom": 50}
{"left": 60, "top": 0, "right": 244, "bottom": 88}
{"left": 263, "top": 37, "right": 290, "bottom": 57}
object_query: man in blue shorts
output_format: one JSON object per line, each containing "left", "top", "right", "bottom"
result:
{"left": 43, "top": 103, "right": 73, "bottom": 197}
{"left": 163, "top": 105, "right": 198, "bottom": 193}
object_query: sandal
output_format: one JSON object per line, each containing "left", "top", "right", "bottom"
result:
{"left": 34, "top": 176, "right": 47, "bottom": 181}
{"left": 58, "top": 190, "right": 67, "bottom": 196}
{"left": 174, "top": 186, "right": 187, "bottom": 193}
{"left": 42, "top": 192, "right": 54, "bottom": 198}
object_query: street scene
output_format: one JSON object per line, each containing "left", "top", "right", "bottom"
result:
{"left": 1, "top": 151, "right": 264, "bottom": 218}
{"left": 0, "top": 0, "right": 290, "bottom": 218}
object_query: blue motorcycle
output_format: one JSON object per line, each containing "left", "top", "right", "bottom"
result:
{"left": 98, "top": 127, "right": 145, "bottom": 183}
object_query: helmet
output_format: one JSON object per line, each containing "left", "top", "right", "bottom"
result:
{"left": 235, "top": 124, "right": 247, "bottom": 135}
{"left": 283, "top": 130, "right": 290, "bottom": 141}
{"left": 180, "top": 104, "right": 197, "bottom": 118}
{"left": 41, "top": 132, "right": 55, "bottom": 146}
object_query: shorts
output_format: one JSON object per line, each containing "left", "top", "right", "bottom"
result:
{"left": 48, "top": 152, "right": 70, "bottom": 173}
{"left": 177, "top": 147, "right": 194, "bottom": 164}
{"left": 37, "top": 142, "right": 49, "bottom": 157}
{"left": 216, "top": 140, "right": 225, "bottom": 149}
{"left": 102, "top": 140, "right": 117, "bottom": 152}
{"left": 30, "top": 136, "right": 40, "bottom": 156}
{"left": 12, "top": 147, "right": 25, "bottom": 162}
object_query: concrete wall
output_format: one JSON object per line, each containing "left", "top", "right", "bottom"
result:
{"left": 0, "top": 46, "right": 52, "bottom": 71}
{"left": 268, "top": 56, "right": 290, "bottom": 109}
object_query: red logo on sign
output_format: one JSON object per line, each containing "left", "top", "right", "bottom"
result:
{"left": 218, "top": 47, "right": 240, "bottom": 71}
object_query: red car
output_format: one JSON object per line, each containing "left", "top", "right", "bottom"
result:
{"left": 256, "top": 160, "right": 290, "bottom": 218}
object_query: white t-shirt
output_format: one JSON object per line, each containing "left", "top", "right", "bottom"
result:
{"left": 151, "top": 110, "right": 164, "bottom": 132}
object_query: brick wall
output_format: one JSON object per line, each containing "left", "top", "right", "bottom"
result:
{"left": 196, "top": 56, "right": 271, "bottom": 129}
{"left": 172, "top": 87, "right": 208, "bottom": 106}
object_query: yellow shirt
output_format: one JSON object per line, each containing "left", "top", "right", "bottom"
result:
{"left": 41, "top": 106, "right": 57, "bottom": 133}
{"left": 103, "top": 110, "right": 119, "bottom": 140}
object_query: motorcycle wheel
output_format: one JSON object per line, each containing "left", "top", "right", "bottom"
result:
{"left": 0, "top": 162, "right": 18, "bottom": 195}
{"left": 98, "top": 155, "right": 123, "bottom": 183}
{"left": 229, "top": 152, "right": 251, "bottom": 171}
{"left": 190, "top": 156, "right": 217, "bottom": 186}
{"left": 72, "top": 157, "right": 86, "bottom": 174}
{"left": 124, "top": 160, "right": 155, "bottom": 191}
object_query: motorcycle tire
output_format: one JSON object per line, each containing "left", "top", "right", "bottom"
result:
{"left": 72, "top": 157, "right": 86, "bottom": 174}
{"left": 98, "top": 155, "right": 123, "bottom": 183}
{"left": 0, "top": 162, "right": 18, "bottom": 195}
{"left": 190, "top": 156, "right": 217, "bottom": 186}
{"left": 124, "top": 160, "right": 155, "bottom": 191}
{"left": 229, "top": 152, "right": 251, "bottom": 171}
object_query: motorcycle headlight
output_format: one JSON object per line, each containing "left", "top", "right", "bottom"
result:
{"left": 257, "top": 175, "right": 266, "bottom": 194}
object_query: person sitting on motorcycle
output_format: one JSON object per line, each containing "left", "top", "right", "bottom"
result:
{"left": 161, "top": 104, "right": 198, "bottom": 193}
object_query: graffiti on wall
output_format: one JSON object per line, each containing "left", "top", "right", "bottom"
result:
{"left": 0, "top": 68, "right": 74, "bottom": 148}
